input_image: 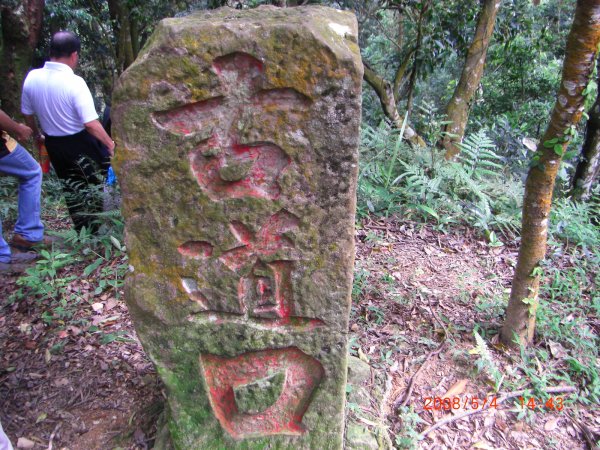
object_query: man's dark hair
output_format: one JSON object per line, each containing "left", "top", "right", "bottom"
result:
{"left": 50, "top": 31, "right": 81, "bottom": 59}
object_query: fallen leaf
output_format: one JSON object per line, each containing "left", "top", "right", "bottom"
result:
{"left": 54, "top": 378, "right": 69, "bottom": 387}
{"left": 91, "top": 302, "right": 104, "bottom": 312}
{"left": 472, "top": 441, "right": 494, "bottom": 450}
{"left": 35, "top": 413, "right": 47, "bottom": 424}
{"left": 16, "top": 437, "right": 35, "bottom": 449}
{"left": 544, "top": 417, "right": 560, "bottom": 431}
{"left": 484, "top": 412, "right": 496, "bottom": 428}
{"left": 443, "top": 379, "right": 468, "bottom": 398}
{"left": 548, "top": 341, "right": 568, "bottom": 360}
{"left": 357, "top": 347, "right": 369, "bottom": 363}
{"left": 105, "top": 298, "right": 118, "bottom": 311}
{"left": 357, "top": 416, "right": 383, "bottom": 427}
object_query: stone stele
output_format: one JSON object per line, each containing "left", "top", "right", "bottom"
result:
{"left": 112, "top": 5, "right": 362, "bottom": 449}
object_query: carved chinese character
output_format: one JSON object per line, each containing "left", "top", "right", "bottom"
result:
{"left": 152, "top": 52, "right": 310, "bottom": 201}
{"left": 200, "top": 347, "right": 324, "bottom": 439}
{"left": 178, "top": 211, "right": 323, "bottom": 327}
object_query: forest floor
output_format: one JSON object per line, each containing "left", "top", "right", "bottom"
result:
{"left": 0, "top": 215, "right": 598, "bottom": 449}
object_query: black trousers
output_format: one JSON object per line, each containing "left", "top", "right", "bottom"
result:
{"left": 45, "top": 130, "right": 110, "bottom": 232}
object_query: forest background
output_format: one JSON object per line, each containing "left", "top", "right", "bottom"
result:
{"left": 0, "top": 0, "right": 598, "bottom": 449}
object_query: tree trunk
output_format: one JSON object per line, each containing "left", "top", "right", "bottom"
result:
{"left": 108, "top": 0, "right": 138, "bottom": 74}
{"left": 393, "top": 49, "right": 416, "bottom": 100}
{"left": 571, "top": 57, "right": 600, "bottom": 201}
{"left": 501, "top": 0, "right": 600, "bottom": 347}
{"left": 405, "top": 1, "right": 429, "bottom": 118}
{"left": 0, "top": 0, "right": 44, "bottom": 118}
{"left": 441, "top": 0, "right": 501, "bottom": 159}
{"left": 572, "top": 123, "right": 600, "bottom": 201}
{"left": 363, "top": 63, "right": 426, "bottom": 147}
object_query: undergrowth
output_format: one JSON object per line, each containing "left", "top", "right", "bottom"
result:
{"left": 358, "top": 123, "right": 523, "bottom": 241}
{"left": 356, "top": 120, "right": 600, "bottom": 444}
{"left": 3, "top": 172, "right": 128, "bottom": 344}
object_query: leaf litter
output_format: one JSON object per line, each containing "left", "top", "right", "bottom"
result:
{"left": 0, "top": 215, "right": 597, "bottom": 448}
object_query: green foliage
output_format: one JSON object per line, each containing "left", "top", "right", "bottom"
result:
{"left": 14, "top": 249, "right": 77, "bottom": 302}
{"left": 395, "top": 406, "right": 426, "bottom": 449}
{"left": 0, "top": 176, "right": 18, "bottom": 221}
{"left": 533, "top": 255, "right": 600, "bottom": 404}
{"left": 550, "top": 193, "right": 600, "bottom": 250}
{"left": 352, "top": 265, "right": 371, "bottom": 301}
{"left": 358, "top": 123, "right": 522, "bottom": 237}
{"left": 9, "top": 175, "right": 128, "bottom": 330}
{"left": 470, "top": 328, "right": 504, "bottom": 392}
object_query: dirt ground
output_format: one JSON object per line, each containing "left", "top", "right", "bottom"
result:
{"left": 0, "top": 216, "right": 598, "bottom": 449}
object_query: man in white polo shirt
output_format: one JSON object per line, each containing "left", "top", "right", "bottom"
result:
{"left": 21, "top": 30, "right": 115, "bottom": 233}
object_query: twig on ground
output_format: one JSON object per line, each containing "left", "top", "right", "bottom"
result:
{"left": 393, "top": 340, "right": 447, "bottom": 410}
{"left": 47, "top": 423, "right": 61, "bottom": 450}
{"left": 427, "top": 295, "right": 448, "bottom": 337}
{"left": 566, "top": 411, "right": 600, "bottom": 450}
{"left": 418, "top": 385, "right": 578, "bottom": 439}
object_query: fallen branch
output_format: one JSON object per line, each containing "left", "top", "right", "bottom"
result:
{"left": 47, "top": 423, "right": 61, "bottom": 450}
{"left": 566, "top": 411, "right": 600, "bottom": 450}
{"left": 418, "top": 385, "right": 578, "bottom": 439}
{"left": 394, "top": 340, "right": 447, "bottom": 410}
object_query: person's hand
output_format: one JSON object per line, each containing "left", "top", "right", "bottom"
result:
{"left": 15, "top": 123, "right": 33, "bottom": 142}
{"left": 35, "top": 134, "right": 45, "bottom": 149}
{"left": 107, "top": 140, "right": 116, "bottom": 157}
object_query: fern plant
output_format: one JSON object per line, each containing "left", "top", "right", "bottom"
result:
{"left": 457, "top": 129, "right": 505, "bottom": 178}
{"left": 358, "top": 123, "right": 523, "bottom": 236}
{"left": 470, "top": 329, "right": 505, "bottom": 392}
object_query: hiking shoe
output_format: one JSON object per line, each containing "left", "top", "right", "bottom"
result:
{"left": 10, "top": 233, "right": 59, "bottom": 251}
{"left": 0, "top": 253, "right": 38, "bottom": 273}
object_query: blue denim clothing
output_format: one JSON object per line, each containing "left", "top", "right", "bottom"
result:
{"left": 0, "top": 419, "right": 13, "bottom": 450}
{"left": 0, "top": 144, "right": 43, "bottom": 263}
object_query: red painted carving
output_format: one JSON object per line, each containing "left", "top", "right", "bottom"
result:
{"left": 153, "top": 97, "right": 224, "bottom": 136}
{"left": 190, "top": 138, "right": 290, "bottom": 200}
{"left": 178, "top": 212, "right": 324, "bottom": 327}
{"left": 152, "top": 52, "right": 311, "bottom": 200}
{"left": 200, "top": 347, "right": 324, "bottom": 439}
{"left": 219, "top": 210, "right": 299, "bottom": 271}
{"left": 239, "top": 261, "right": 294, "bottom": 320}
{"left": 178, "top": 241, "right": 213, "bottom": 259}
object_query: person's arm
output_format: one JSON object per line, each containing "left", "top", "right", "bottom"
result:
{"left": 23, "top": 114, "right": 44, "bottom": 146}
{"left": 0, "top": 109, "right": 32, "bottom": 142}
{"left": 84, "top": 119, "right": 115, "bottom": 157}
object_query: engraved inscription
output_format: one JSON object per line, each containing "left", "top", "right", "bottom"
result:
{"left": 200, "top": 347, "right": 324, "bottom": 439}
{"left": 177, "top": 211, "right": 323, "bottom": 327}
{"left": 152, "top": 52, "right": 311, "bottom": 200}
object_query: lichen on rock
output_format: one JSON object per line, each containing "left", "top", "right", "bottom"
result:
{"left": 112, "top": 5, "right": 362, "bottom": 449}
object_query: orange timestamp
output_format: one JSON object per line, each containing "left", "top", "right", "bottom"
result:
{"left": 519, "top": 396, "right": 564, "bottom": 411}
{"left": 423, "top": 396, "right": 499, "bottom": 411}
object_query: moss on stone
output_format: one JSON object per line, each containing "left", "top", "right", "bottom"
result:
{"left": 113, "top": 5, "right": 361, "bottom": 449}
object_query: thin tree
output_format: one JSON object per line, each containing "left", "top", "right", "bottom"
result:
{"left": 404, "top": 0, "right": 431, "bottom": 118}
{"left": 363, "top": 63, "right": 426, "bottom": 146}
{"left": 0, "top": 0, "right": 44, "bottom": 117}
{"left": 361, "top": 1, "right": 426, "bottom": 146}
{"left": 501, "top": 0, "right": 600, "bottom": 346}
{"left": 440, "top": 0, "right": 501, "bottom": 159}
{"left": 571, "top": 56, "right": 600, "bottom": 201}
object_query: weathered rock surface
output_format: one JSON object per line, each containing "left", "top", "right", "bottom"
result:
{"left": 112, "top": 5, "right": 362, "bottom": 449}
